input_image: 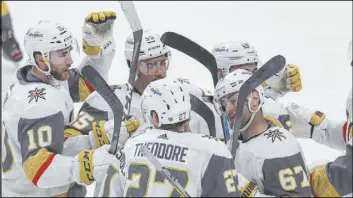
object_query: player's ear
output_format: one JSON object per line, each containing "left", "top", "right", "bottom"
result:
{"left": 150, "top": 111, "right": 160, "bottom": 127}
{"left": 33, "top": 52, "right": 49, "bottom": 71}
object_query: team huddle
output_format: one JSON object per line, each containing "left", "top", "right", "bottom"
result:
{"left": 1, "top": 4, "right": 352, "bottom": 198}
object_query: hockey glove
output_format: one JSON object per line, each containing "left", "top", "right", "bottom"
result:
{"left": 237, "top": 173, "right": 260, "bottom": 197}
{"left": 262, "top": 64, "right": 302, "bottom": 98}
{"left": 72, "top": 145, "right": 119, "bottom": 186}
{"left": 88, "top": 117, "right": 140, "bottom": 148}
{"left": 82, "top": 11, "right": 116, "bottom": 58}
{"left": 286, "top": 102, "right": 327, "bottom": 139}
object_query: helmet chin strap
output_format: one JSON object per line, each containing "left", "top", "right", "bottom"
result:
{"left": 239, "top": 96, "right": 262, "bottom": 132}
{"left": 33, "top": 61, "right": 62, "bottom": 88}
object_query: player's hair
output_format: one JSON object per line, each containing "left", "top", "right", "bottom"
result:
{"left": 150, "top": 110, "right": 189, "bottom": 132}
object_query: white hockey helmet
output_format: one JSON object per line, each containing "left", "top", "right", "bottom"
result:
{"left": 24, "top": 20, "right": 79, "bottom": 76}
{"left": 140, "top": 78, "right": 191, "bottom": 127}
{"left": 212, "top": 41, "right": 259, "bottom": 78}
{"left": 124, "top": 29, "right": 171, "bottom": 67}
{"left": 214, "top": 69, "right": 265, "bottom": 131}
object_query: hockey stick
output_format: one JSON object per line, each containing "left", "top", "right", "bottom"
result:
{"left": 68, "top": 65, "right": 124, "bottom": 197}
{"left": 161, "top": 32, "right": 218, "bottom": 86}
{"left": 230, "top": 55, "right": 286, "bottom": 158}
{"left": 140, "top": 144, "right": 191, "bottom": 198}
{"left": 190, "top": 94, "right": 216, "bottom": 137}
{"left": 119, "top": 1, "right": 143, "bottom": 120}
{"left": 161, "top": 32, "right": 230, "bottom": 141}
{"left": 81, "top": 65, "right": 124, "bottom": 154}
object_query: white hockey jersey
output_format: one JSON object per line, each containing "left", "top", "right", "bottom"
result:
{"left": 75, "top": 83, "right": 225, "bottom": 139}
{"left": 1, "top": 52, "right": 113, "bottom": 197}
{"left": 99, "top": 128, "right": 240, "bottom": 197}
{"left": 234, "top": 125, "right": 312, "bottom": 197}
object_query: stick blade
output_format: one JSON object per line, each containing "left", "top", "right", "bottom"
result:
{"left": 81, "top": 65, "right": 124, "bottom": 154}
{"left": 161, "top": 32, "right": 218, "bottom": 86}
{"left": 190, "top": 94, "right": 216, "bottom": 137}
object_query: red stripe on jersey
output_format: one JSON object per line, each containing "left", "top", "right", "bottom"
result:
{"left": 343, "top": 122, "right": 348, "bottom": 143}
{"left": 64, "top": 137, "right": 69, "bottom": 142}
{"left": 32, "top": 153, "right": 56, "bottom": 186}
{"left": 84, "top": 79, "right": 95, "bottom": 93}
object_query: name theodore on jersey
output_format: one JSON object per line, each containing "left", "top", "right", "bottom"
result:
{"left": 134, "top": 142, "right": 189, "bottom": 163}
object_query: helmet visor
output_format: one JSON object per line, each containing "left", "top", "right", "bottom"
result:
{"left": 139, "top": 55, "right": 169, "bottom": 74}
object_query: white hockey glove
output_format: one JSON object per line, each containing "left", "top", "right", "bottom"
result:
{"left": 82, "top": 11, "right": 116, "bottom": 58}
{"left": 72, "top": 145, "right": 119, "bottom": 186}
{"left": 176, "top": 78, "right": 203, "bottom": 98}
{"left": 262, "top": 64, "right": 302, "bottom": 98}
{"left": 286, "top": 102, "right": 326, "bottom": 139}
{"left": 88, "top": 117, "right": 140, "bottom": 148}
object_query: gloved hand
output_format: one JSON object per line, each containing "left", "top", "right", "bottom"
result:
{"left": 262, "top": 64, "right": 302, "bottom": 97}
{"left": 72, "top": 145, "right": 119, "bottom": 186}
{"left": 82, "top": 11, "right": 116, "bottom": 58}
{"left": 286, "top": 102, "right": 326, "bottom": 138}
{"left": 88, "top": 117, "right": 140, "bottom": 148}
{"left": 237, "top": 173, "right": 260, "bottom": 197}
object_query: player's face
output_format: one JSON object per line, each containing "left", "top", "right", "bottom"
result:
{"left": 221, "top": 92, "right": 255, "bottom": 127}
{"left": 49, "top": 46, "right": 75, "bottom": 81}
{"left": 139, "top": 55, "right": 168, "bottom": 81}
{"left": 229, "top": 63, "right": 257, "bottom": 73}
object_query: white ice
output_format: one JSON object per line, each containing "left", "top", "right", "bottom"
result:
{"left": 1, "top": 1, "right": 352, "bottom": 197}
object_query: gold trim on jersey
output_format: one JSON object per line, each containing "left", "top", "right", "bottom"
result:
{"left": 64, "top": 128, "right": 82, "bottom": 137}
{"left": 23, "top": 148, "right": 55, "bottom": 184}
{"left": 310, "top": 165, "right": 340, "bottom": 197}
{"left": 78, "top": 78, "right": 93, "bottom": 102}
{"left": 264, "top": 115, "right": 283, "bottom": 128}
{"left": 52, "top": 192, "right": 67, "bottom": 197}
{"left": 1, "top": 1, "right": 9, "bottom": 16}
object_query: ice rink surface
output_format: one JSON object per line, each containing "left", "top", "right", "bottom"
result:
{"left": 1, "top": 1, "right": 351, "bottom": 196}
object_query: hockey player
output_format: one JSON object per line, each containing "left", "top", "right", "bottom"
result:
{"left": 1, "top": 12, "right": 128, "bottom": 197}
{"left": 98, "top": 78, "right": 240, "bottom": 197}
{"left": 72, "top": 29, "right": 171, "bottom": 136}
{"left": 285, "top": 41, "right": 352, "bottom": 197}
{"left": 1, "top": 1, "right": 23, "bottom": 63}
{"left": 213, "top": 69, "right": 311, "bottom": 197}
{"left": 212, "top": 41, "right": 302, "bottom": 132}
{"left": 285, "top": 41, "right": 352, "bottom": 150}
{"left": 75, "top": 29, "right": 224, "bottom": 140}
{"left": 307, "top": 90, "right": 352, "bottom": 197}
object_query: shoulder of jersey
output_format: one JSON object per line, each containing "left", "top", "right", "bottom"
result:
{"left": 190, "top": 133, "right": 231, "bottom": 158}
{"left": 11, "top": 82, "right": 69, "bottom": 119}
{"left": 246, "top": 126, "right": 300, "bottom": 159}
{"left": 125, "top": 128, "right": 231, "bottom": 158}
{"left": 84, "top": 84, "right": 128, "bottom": 109}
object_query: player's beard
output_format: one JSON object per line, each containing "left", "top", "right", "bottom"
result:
{"left": 51, "top": 68, "right": 69, "bottom": 81}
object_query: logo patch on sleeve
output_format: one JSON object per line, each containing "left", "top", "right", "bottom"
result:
{"left": 28, "top": 88, "right": 46, "bottom": 103}
{"left": 264, "top": 129, "right": 287, "bottom": 143}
